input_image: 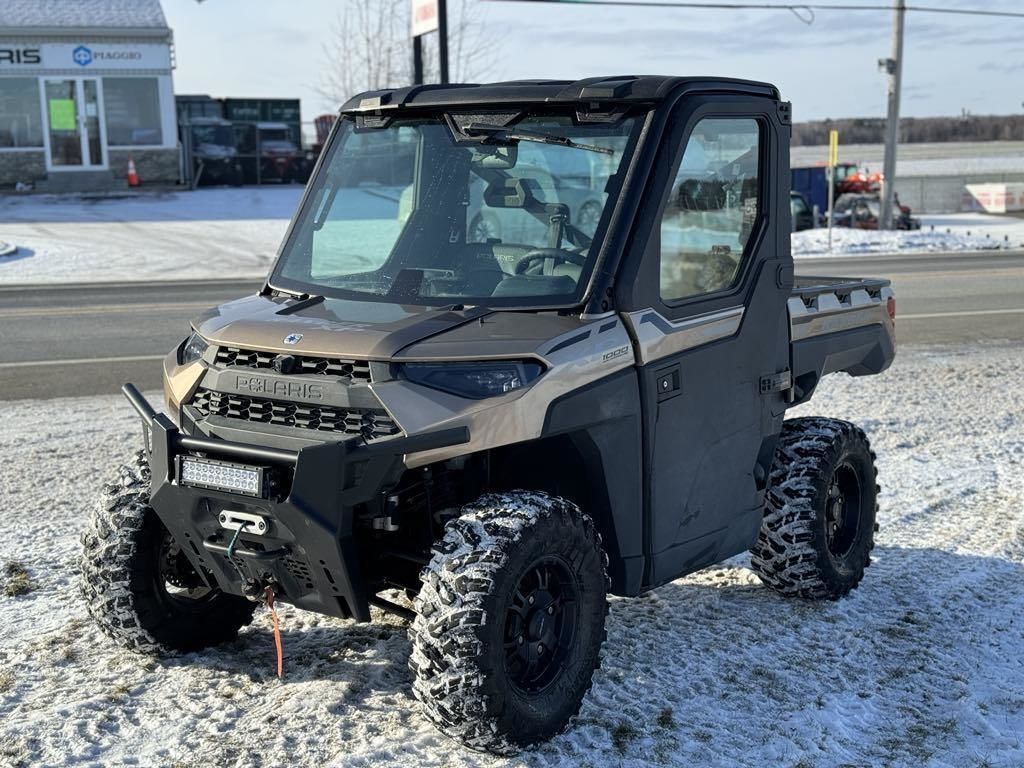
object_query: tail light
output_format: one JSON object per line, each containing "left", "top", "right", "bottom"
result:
{"left": 886, "top": 296, "right": 896, "bottom": 321}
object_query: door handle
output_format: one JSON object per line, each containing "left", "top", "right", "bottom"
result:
{"left": 655, "top": 365, "right": 681, "bottom": 402}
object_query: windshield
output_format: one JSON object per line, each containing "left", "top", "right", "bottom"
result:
{"left": 271, "top": 112, "right": 641, "bottom": 307}
{"left": 192, "top": 125, "right": 233, "bottom": 147}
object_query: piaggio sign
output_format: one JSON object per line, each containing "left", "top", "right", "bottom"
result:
{"left": 0, "top": 44, "right": 171, "bottom": 70}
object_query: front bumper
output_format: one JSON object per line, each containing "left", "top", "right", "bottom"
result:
{"left": 123, "top": 383, "right": 469, "bottom": 621}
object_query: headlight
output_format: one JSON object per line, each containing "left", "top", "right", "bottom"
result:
{"left": 179, "top": 332, "right": 209, "bottom": 365}
{"left": 401, "top": 360, "right": 543, "bottom": 399}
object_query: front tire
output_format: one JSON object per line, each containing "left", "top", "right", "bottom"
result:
{"left": 80, "top": 450, "right": 256, "bottom": 654}
{"left": 409, "top": 491, "right": 609, "bottom": 755}
{"left": 750, "top": 418, "right": 879, "bottom": 600}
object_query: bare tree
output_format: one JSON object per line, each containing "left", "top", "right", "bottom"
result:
{"left": 317, "top": 0, "right": 495, "bottom": 106}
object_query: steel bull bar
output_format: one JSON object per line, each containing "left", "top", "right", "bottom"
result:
{"left": 122, "top": 383, "right": 470, "bottom": 621}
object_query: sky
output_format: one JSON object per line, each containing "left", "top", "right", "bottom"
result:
{"left": 161, "top": 0, "right": 1024, "bottom": 126}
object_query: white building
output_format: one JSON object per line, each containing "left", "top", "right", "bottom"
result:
{"left": 0, "top": 0, "right": 178, "bottom": 191}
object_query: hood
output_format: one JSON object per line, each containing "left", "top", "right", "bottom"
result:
{"left": 193, "top": 293, "right": 495, "bottom": 360}
{"left": 261, "top": 140, "right": 298, "bottom": 155}
{"left": 395, "top": 311, "right": 586, "bottom": 360}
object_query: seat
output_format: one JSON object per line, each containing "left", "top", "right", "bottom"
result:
{"left": 552, "top": 263, "right": 583, "bottom": 283}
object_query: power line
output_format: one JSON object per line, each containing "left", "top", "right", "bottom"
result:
{"left": 492, "top": 0, "right": 1024, "bottom": 23}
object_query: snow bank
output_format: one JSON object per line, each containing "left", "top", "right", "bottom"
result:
{"left": 2, "top": 343, "right": 1023, "bottom": 766}
{"left": 793, "top": 212, "right": 1024, "bottom": 257}
{"left": 920, "top": 211, "right": 1024, "bottom": 245}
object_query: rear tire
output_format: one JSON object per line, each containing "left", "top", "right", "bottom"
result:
{"left": 409, "top": 491, "right": 609, "bottom": 755}
{"left": 80, "top": 450, "right": 256, "bottom": 654}
{"left": 750, "top": 418, "right": 878, "bottom": 600}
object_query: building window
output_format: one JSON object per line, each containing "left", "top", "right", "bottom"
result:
{"left": 103, "top": 77, "right": 163, "bottom": 146}
{"left": 0, "top": 78, "right": 44, "bottom": 148}
{"left": 659, "top": 118, "right": 761, "bottom": 302}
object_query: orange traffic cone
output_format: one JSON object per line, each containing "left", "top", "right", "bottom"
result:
{"left": 126, "top": 157, "right": 140, "bottom": 187}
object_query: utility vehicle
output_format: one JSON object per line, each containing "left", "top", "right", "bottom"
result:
{"left": 82, "top": 76, "right": 896, "bottom": 754}
{"left": 183, "top": 117, "right": 243, "bottom": 187}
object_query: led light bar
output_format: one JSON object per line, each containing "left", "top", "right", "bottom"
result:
{"left": 178, "top": 456, "right": 265, "bottom": 497}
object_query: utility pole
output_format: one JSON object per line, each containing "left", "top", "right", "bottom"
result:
{"left": 438, "top": 0, "right": 450, "bottom": 84}
{"left": 879, "top": 0, "right": 906, "bottom": 230}
{"left": 413, "top": 35, "right": 424, "bottom": 85}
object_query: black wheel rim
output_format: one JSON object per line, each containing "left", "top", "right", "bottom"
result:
{"left": 503, "top": 556, "right": 580, "bottom": 695}
{"left": 156, "top": 529, "right": 216, "bottom": 608}
{"left": 825, "top": 461, "right": 863, "bottom": 558}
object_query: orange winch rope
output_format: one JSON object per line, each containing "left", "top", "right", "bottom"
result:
{"left": 264, "top": 586, "right": 284, "bottom": 679}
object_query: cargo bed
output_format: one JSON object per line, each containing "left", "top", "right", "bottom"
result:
{"left": 787, "top": 275, "right": 896, "bottom": 405}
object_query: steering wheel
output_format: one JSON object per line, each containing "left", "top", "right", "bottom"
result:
{"left": 513, "top": 248, "right": 588, "bottom": 275}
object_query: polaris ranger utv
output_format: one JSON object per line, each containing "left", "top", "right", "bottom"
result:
{"left": 81, "top": 76, "right": 895, "bottom": 754}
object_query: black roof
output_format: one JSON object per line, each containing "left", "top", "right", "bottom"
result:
{"left": 340, "top": 75, "right": 779, "bottom": 114}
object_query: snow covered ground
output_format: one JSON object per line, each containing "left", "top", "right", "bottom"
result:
{"left": 1, "top": 343, "right": 1023, "bottom": 767}
{"left": 3, "top": 188, "right": 1023, "bottom": 286}
{"left": 0, "top": 188, "right": 302, "bottom": 285}
{"left": 920, "top": 212, "right": 1024, "bottom": 245}
{"left": 792, "top": 212, "right": 1024, "bottom": 257}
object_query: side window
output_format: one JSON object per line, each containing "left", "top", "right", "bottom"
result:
{"left": 659, "top": 118, "right": 761, "bottom": 302}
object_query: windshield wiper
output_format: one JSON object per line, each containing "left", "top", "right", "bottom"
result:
{"left": 464, "top": 123, "right": 614, "bottom": 156}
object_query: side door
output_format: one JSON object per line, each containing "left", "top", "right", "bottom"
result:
{"left": 618, "top": 98, "right": 792, "bottom": 587}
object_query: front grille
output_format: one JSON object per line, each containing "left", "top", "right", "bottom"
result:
{"left": 189, "top": 388, "right": 400, "bottom": 440}
{"left": 215, "top": 346, "right": 371, "bottom": 383}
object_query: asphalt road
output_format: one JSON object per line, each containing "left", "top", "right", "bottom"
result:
{"left": 798, "top": 250, "right": 1024, "bottom": 345}
{"left": 1, "top": 250, "right": 1022, "bottom": 401}
{"left": 0, "top": 279, "right": 260, "bottom": 401}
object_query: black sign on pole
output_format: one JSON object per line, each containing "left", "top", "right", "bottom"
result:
{"left": 413, "top": 35, "right": 424, "bottom": 85}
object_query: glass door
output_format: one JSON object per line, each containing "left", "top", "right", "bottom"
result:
{"left": 43, "top": 78, "right": 107, "bottom": 170}
{"left": 44, "top": 79, "right": 82, "bottom": 167}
